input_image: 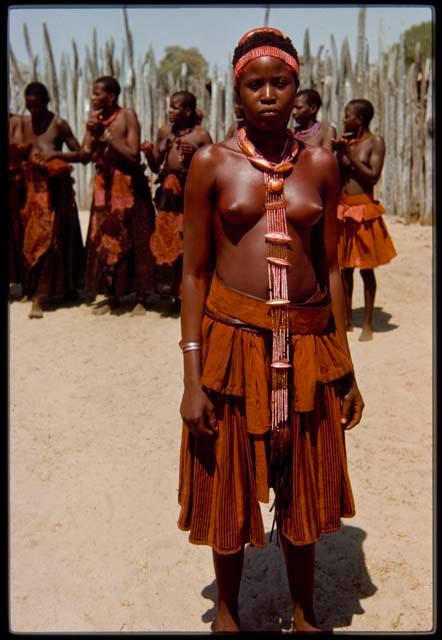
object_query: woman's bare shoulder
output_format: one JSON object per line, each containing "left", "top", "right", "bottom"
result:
{"left": 191, "top": 138, "right": 240, "bottom": 166}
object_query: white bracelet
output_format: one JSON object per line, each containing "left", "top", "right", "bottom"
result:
{"left": 182, "top": 344, "right": 202, "bottom": 353}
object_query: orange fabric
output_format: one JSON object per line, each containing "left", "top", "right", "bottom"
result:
{"left": 337, "top": 194, "right": 397, "bottom": 269}
{"left": 89, "top": 168, "right": 135, "bottom": 271}
{"left": 150, "top": 172, "right": 184, "bottom": 266}
{"left": 162, "top": 172, "right": 182, "bottom": 195}
{"left": 21, "top": 162, "right": 69, "bottom": 267}
{"left": 178, "top": 274, "right": 356, "bottom": 553}
{"left": 337, "top": 193, "right": 385, "bottom": 222}
{"left": 149, "top": 211, "right": 184, "bottom": 265}
{"left": 202, "top": 273, "right": 353, "bottom": 416}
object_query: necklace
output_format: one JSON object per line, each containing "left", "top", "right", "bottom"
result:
{"left": 171, "top": 124, "right": 195, "bottom": 139}
{"left": 347, "top": 131, "right": 371, "bottom": 146}
{"left": 99, "top": 107, "right": 122, "bottom": 128}
{"left": 294, "top": 121, "right": 321, "bottom": 140}
{"left": 237, "top": 126, "right": 299, "bottom": 523}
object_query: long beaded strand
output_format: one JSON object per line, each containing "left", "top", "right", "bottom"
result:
{"left": 237, "top": 127, "right": 300, "bottom": 530}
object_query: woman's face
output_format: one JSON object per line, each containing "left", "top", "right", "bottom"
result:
{"left": 237, "top": 56, "right": 298, "bottom": 131}
{"left": 343, "top": 104, "right": 361, "bottom": 133}
{"left": 292, "top": 95, "right": 316, "bottom": 126}
{"left": 91, "top": 82, "right": 114, "bottom": 112}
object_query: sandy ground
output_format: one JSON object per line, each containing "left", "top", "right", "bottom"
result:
{"left": 9, "top": 215, "right": 433, "bottom": 633}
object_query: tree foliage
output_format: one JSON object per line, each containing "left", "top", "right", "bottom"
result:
{"left": 389, "top": 21, "right": 432, "bottom": 66}
{"left": 158, "top": 45, "right": 208, "bottom": 89}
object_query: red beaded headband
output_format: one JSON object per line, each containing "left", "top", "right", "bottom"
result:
{"left": 234, "top": 27, "right": 299, "bottom": 81}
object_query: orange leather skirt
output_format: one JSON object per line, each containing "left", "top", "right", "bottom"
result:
{"left": 337, "top": 194, "right": 397, "bottom": 269}
{"left": 177, "top": 274, "right": 356, "bottom": 554}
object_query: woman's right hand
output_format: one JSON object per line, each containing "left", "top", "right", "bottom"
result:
{"left": 180, "top": 385, "right": 218, "bottom": 438}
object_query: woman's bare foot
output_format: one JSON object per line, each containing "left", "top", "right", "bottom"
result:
{"left": 213, "top": 602, "right": 240, "bottom": 633}
{"left": 292, "top": 604, "right": 321, "bottom": 633}
{"left": 29, "top": 299, "right": 44, "bottom": 319}
{"left": 92, "top": 299, "right": 111, "bottom": 315}
{"left": 359, "top": 325, "right": 373, "bottom": 341}
{"left": 346, "top": 322, "right": 353, "bottom": 332}
{"left": 130, "top": 302, "right": 146, "bottom": 316}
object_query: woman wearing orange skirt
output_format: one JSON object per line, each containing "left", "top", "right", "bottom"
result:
{"left": 334, "top": 99, "right": 397, "bottom": 341}
{"left": 178, "top": 28, "right": 364, "bottom": 632}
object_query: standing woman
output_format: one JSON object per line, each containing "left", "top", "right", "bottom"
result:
{"left": 178, "top": 28, "right": 364, "bottom": 632}
{"left": 333, "top": 99, "right": 397, "bottom": 341}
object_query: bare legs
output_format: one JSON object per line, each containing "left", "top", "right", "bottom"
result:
{"left": 359, "top": 268, "right": 376, "bottom": 341}
{"left": 212, "top": 539, "right": 319, "bottom": 632}
{"left": 281, "top": 537, "right": 320, "bottom": 632}
{"left": 341, "top": 267, "right": 376, "bottom": 341}
{"left": 213, "top": 548, "right": 244, "bottom": 632}
{"left": 29, "top": 296, "right": 44, "bottom": 319}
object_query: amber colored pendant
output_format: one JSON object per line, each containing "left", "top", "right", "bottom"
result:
{"left": 267, "top": 179, "right": 284, "bottom": 193}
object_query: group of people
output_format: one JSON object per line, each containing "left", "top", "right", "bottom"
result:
{"left": 177, "top": 26, "right": 396, "bottom": 633}
{"left": 8, "top": 78, "right": 212, "bottom": 318}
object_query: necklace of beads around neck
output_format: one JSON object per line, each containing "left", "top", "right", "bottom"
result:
{"left": 295, "top": 121, "right": 321, "bottom": 139}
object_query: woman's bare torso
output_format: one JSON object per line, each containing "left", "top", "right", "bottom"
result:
{"left": 341, "top": 135, "right": 375, "bottom": 197}
{"left": 22, "top": 113, "right": 63, "bottom": 154}
{"left": 211, "top": 138, "right": 328, "bottom": 302}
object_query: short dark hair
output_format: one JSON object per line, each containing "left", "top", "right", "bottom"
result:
{"left": 296, "top": 89, "right": 322, "bottom": 111}
{"left": 95, "top": 76, "right": 121, "bottom": 99}
{"left": 232, "top": 30, "right": 299, "bottom": 87}
{"left": 172, "top": 90, "right": 197, "bottom": 112}
{"left": 24, "top": 81, "right": 50, "bottom": 103}
{"left": 347, "top": 99, "right": 374, "bottom": 127}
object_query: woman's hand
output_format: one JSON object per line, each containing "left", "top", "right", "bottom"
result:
{"left": 86, "top": 111, "right": 105, "bottom": 138}
{"left": 178, "top": 141, "right": 197, "bottom": 167}
{"left": 180, "top": 385, "right": 218, "bottom": 438}
{"left": 340, "top": 374, "right": 365, "bottom": 430}
{"left": 141, "top": 141, "right": 154, "bottom": 157}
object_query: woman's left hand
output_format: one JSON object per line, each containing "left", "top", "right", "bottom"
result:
{"left": 340, "top": 376, "right": 364, "bottom": 430}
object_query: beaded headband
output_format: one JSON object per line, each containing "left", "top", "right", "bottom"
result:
{"left": 234, "top": 28, "right": 299, "bottom": 81}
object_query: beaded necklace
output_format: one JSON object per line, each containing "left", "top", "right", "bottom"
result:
{"left": 99, "top": 106, "right": 122, "bottom": 128}
{"left": 237, "top": 126, "right": 300, "bottom": 522}
{"left": 294, "top": 120, "right": 321, "bottom": 140}
{"left": 347, "top": 131, "right": 371, "bottom": 146}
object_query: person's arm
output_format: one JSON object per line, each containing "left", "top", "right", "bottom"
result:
{"left": 39, "top": 119, "right": 84, "bottom": 162}
{"left": 321, "top": 124, "right": 336, "bottom": 152}
{"left": 321, "top": 151, "right": 364, "bottom": 430}
{"left": 101, "top": 109, "right": 140, "bottom": 167}
{"left": 343, "top": 135, "right": 385, "bottom": 185}
{"left": 179, "top": 144, "right": 219, "bottom": 438}
{"left": 153, "top": 126, "right": 173, "bottom": 172}
{"left": 141, "top": 141, "right": 159, "bottom": 172}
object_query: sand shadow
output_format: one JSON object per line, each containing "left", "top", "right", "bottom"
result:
{"left": 201, "top": 524, "right": 377, "bottom": 632}
{"left": 351, "top": 306, "right": 398, "bottom": 332}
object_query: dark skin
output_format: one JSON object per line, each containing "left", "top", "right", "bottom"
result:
{"left": 292, "top": 94, "right": 336, "bottom": 151}
{"left": 142, "top": 95, "right": 212, "bottom": 174}
{"left": 21, "top": 93, "right": 81, "bottom": 318}
{"left": 179, "top": 55, "right": 364, "bottom": 633}
{"left": 333, "top": 103, "right": 386, "bottom": 341}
